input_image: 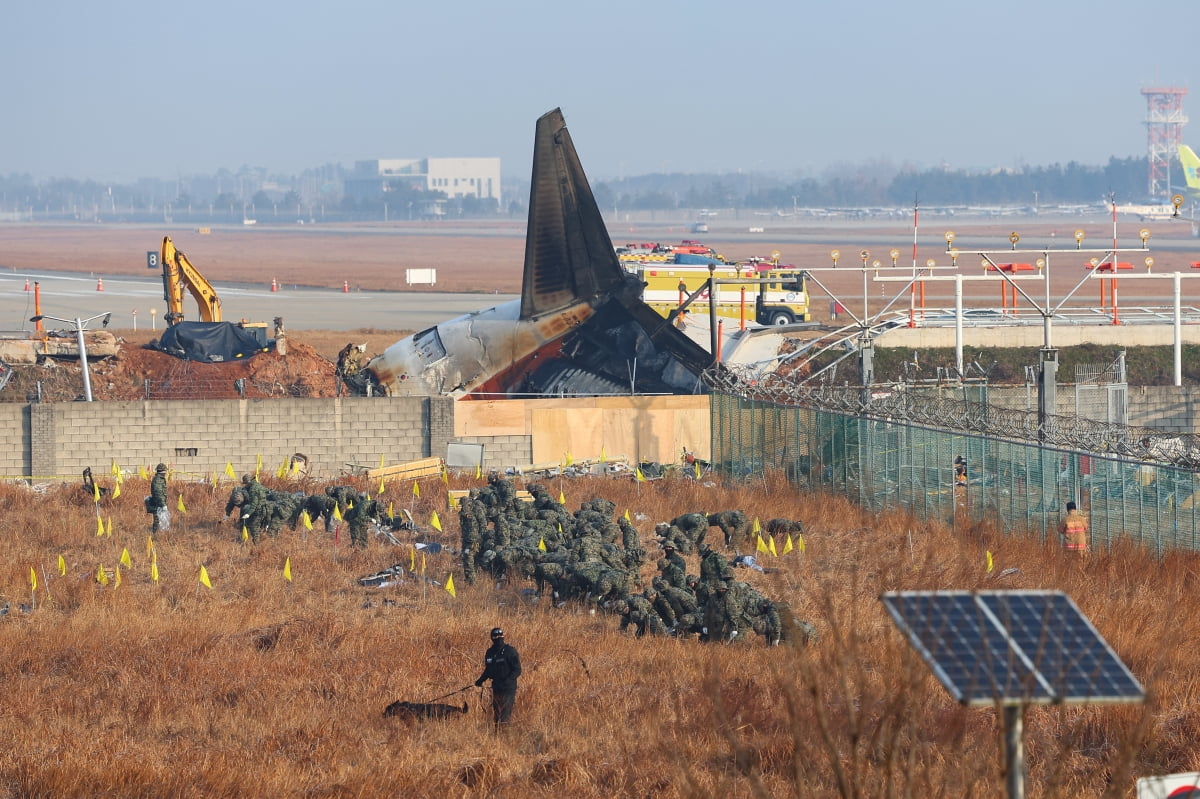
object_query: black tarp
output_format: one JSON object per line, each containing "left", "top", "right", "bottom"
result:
{"left": 147, "top": 322, "right": 271, "bottom": 362}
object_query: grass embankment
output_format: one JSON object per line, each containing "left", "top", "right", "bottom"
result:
{"left": 0, "top": 470, "right": 1196, "bottom": 798}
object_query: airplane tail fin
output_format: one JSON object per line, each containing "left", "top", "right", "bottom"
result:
{"left": 521, "top": 108, "right": 626, "bottom": 319}
{"left": 1179, "top": 145, "right": 1200, "bottom": 191}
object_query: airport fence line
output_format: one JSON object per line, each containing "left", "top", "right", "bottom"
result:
{"left": 9, "top": 375, "right": 355, "bottom": 402}
{"left": 708, "top": 386, "right": 1200, "bottom": 557}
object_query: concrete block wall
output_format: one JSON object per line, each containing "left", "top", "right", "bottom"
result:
{"left": 26, "top": 397, "right": 437, "bottom": 481}
{"left": 455, "top": 435, "right": 533, "bottom": 473}
{"left": 0, "top": 405, "right": 31, "bottom": 478}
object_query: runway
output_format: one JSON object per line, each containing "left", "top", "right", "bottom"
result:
{"left": 0, "top": 270, "right": 515, "bottom": 334}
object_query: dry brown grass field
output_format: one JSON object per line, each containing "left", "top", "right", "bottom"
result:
{"left": 0, "top": 467, "right": 1197, "bottom": 798}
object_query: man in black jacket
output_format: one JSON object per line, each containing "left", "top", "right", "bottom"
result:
{"left": 475, "top": 627, "right": 522, "bottom": 728}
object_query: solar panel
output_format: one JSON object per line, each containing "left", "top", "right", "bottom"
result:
{"left": 881, "top": 590, "right": 1145, "bottom": 707}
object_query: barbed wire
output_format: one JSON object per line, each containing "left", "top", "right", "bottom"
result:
{"left": 703, "top": 365, "right": 1200, "bottom": 469}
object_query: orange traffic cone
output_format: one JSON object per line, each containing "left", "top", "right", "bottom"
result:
{"left": 23, "top": 278, "right": 29, "bottom": 291}
{"left": 96, "top": 277, "right": 104, "bottom": 292}
{"left": 343, "top": 280, "right": 349, "bottom": 293}
{"left": 271, "top": 278, "right": 278, "bottom": 292}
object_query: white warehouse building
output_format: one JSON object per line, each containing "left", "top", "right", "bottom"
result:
{"left": 345, "top": 157, "right": 501, "bottom": 206}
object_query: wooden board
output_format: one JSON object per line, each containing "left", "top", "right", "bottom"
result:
{"left": 365, "top": 456, "right": 444, "bottom": 481}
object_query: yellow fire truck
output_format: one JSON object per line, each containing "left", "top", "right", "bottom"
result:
{"left": 627, "top": 262, "right": 813, "bottom": 325}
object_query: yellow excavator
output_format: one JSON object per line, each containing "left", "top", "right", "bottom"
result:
{"left": 158, "top": 236, "right": 272, "bottom": 347}
{"left": 160, "top": 236, "right": 222, "bottom": 325}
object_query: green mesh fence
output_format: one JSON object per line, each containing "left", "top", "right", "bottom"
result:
{"left": 711, "top": 393, "right": 1200, "bottom": 555}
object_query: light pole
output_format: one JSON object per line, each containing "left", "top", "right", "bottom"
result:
{"left": 29, "top": 312, "right": 111, "bottom": 401}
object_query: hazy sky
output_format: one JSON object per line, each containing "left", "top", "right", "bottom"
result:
{"left": 2, "top": 0, "right": 1194, "bottom": 183}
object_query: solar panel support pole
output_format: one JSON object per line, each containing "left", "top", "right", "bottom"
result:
{"left": 1004, "top": 705, "right": 1025, "bottom": 799}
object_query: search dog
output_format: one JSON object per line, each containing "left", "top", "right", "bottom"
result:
{"left": 382, "top": 699, "right": 469, "bottom": 721}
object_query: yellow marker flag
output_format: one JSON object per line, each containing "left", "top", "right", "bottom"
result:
{"left": 694, "top": 461, "right": 702, "bottom": 479}
{"left": 753, "top": 517, "right": 762, "bottom": 534}
{"left": 441, "top": 465, "right": 448, "bottom": 484}
{"left": 445, "top": 574, "right": 456, "bottom": 598}
{"left": 177, "top": 494, "right": 187, "bottom": 514}
{"left": 58, "top": 554, "right": 67, "bottom": 576}
{"left": 600, "top": 448, "right": 607, "bottom": 462}
{"left": 151, "top": 559, "right": 159, "bottom": 583}
{"left": 379, "top": 453, "right": 386, "bottom": 470}
{"left": 96, "top": 516, "right": 105, "bottom": 537}
{"left": 409, "top": 546, "right": 415, "bottom": 571}
{"left": 29, "top": 566, "right": 37, "bottom": 591}
{"left": 421, "top": 554, "right": 426, "bottom": 574}
{"left": 365, "top": 491, "right": 371, "bottom": 502}
{"left": 242, "top": 526, "right": 250, "bottom": 543}
{"left": 756, "top": 535, "right": 769, "bottom": 555}
{"left": 105, "top": 517, "right": 113, "bottom": 537}
{"left": 276, "top": 462, "right": 285, "bottom": 478}
{"left": 635, "top": 467, "right": 646, "bottom": 483}
{"left": 782, "top": 534, "right": 794, "bottom": 555}
{"left": 301, "top": 510, "right": 313, "bottom": 531}
{"left": 138, "top": 465, "right": 148, "bottom": 480}
{"left": 538, "top": 537, "right": 547, "bottom": 552}
{"left": 111, "top": 481, "right": 121, "bottom": 500}
{"left": 565, "top": 452, "right": 573, "bottom": 466}
{"left": 283, "top": 558, "right": 293, "bottom": 582}
{"left": 986, "top": 550, "right": 994, "bottom": 573}
{"left": 146, "top": 536, "right": 155, "bottom": 558}
{"left": 113, "top": 565, "right": 122, "bottom": 590}
{"left": 558, "top": 489, "right": 566, "bottom": 505}
{"left": 93, "top": 480, "right": 101, "bottom": 503}
{"left": 430, "top": 510, "right": 442, "bottom": 532}
{"left": 333, "top": 505, "right": 343, "bottom": 522}
{"left": 198, "top": 565, "right": 212, "bottom": 589}
{"left": 96, "top": 564, "right": 109, "bottom": 586}
{"left": 624, "top": 508, "right": 630, "bottom": 521}
{"left": 225, "top": 462, "right": 236, "bottom": 479}
{"left": 388, "top": 501, "right": 395, "bottom": 518}
{"left": 798, "top": 534, "right": 806, "bottom": 553}
{"left": 111, "top": 460, "right": 119, "bottom": 476}
{"left": 378, "top": 477, "right": 386, "bottom": 495}
{"left": 413, "top": 482, "right": 420, "bottom": 498}
{"left": 120, "top": 548, "right": 132, "bottom": 568}
{"left": 768, "top": 536, "right": 778, "bottom": 557}
{"left": 347, "top": 500, "right": 354, "bottom": 510}
{"left": 557, "top": 521, "right": 563, "bottom": 534}
{"left": 256, "top": 452, "right": 262, "bottom": 472}
{"left": 475, "top": 463, "right": 482, "bottom": 479}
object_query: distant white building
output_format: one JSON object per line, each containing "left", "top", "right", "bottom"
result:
{"left": 345, "top": 157, "right": 501, "bottom": 206}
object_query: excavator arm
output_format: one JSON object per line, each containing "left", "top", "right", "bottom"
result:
{"left": 160, "top": 236, "right": 222, "bottom": 324}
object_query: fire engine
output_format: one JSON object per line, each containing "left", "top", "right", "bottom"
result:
{"left": 627, "top": 261, "right": 812, "bottom": 325}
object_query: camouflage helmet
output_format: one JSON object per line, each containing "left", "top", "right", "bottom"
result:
{"left": 155, "top": 463, "right": 167, "bottom": 473}
{"left": 715, "top": 581, "right": 729, "bottom": 592}
{"left": 490, "top": 627, "right": 504, "bottom": 640}
{"left": 242, "top": 474, "right": 252, "bottom": 484}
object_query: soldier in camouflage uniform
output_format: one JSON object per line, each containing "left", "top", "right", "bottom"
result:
{"left": 656, "top": 557, "right": 688, "bottom": 591}
{"left": 325, "top": 484, "right": 358, "bottom": 518}
{"left": 616, "top": 593, "right": 667, "bottom": 638}
{"left": 661, "top": 542, "right": 687, "bottom": 573}
{"left": 459, "top": 493, "right": 483, "bottom": 584}
{"left": 668, "top": 512, "right": 709, "bottom": 553}
{"left": 224, "top": 478, "right": 249, "bottom": 521}
{"left": 148, "top": 463, "right": 169, "bottom": 533}
{"left": 240, "top": 474, "right": 271, "bottom": 543}
{"left": 345, "top": 491, "right": 380, "bottom": 548}
{"left": 655, "top": 576, "right": 702, "bottom": 637}
{"left": 262, "top": 491, "right": 297, "bottom": 537}
{"left": 292, "top": 491, "right": 337, "bottom": 531}
{"left": 698, "top": 542, "right": 732, "bottom": 586}
{"left": 707, "top": 510, "right": 751, "bottom": 548}
{"left": 644, "top": 585, "right": 677, "bottom": 630}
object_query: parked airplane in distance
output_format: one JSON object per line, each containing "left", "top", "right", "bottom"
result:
{"left": 1179, "top": 144, "right": 1200, "bottom": 200}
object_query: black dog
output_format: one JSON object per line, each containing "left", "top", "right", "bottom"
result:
{"left": 382, "top": 700, "right": 468, "bottom": 720}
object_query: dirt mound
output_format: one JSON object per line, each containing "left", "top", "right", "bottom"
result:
{"left": 5, "top": 335, "right": 342, "bottom": 402}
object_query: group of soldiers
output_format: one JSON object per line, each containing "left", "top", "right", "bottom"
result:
{"left": 458, "top": 475, "right": 815, "bottom": 647}
{"left": 222, "top": 476, "right": 398, "bottom": 547}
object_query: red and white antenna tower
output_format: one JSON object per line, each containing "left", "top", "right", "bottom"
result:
{"left": 1141, "top": 86, "right": 1188, "bottom": 198}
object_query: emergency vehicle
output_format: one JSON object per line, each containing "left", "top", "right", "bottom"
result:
{"left": 627, "top": 261, "right": 812, "bottom": 325}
